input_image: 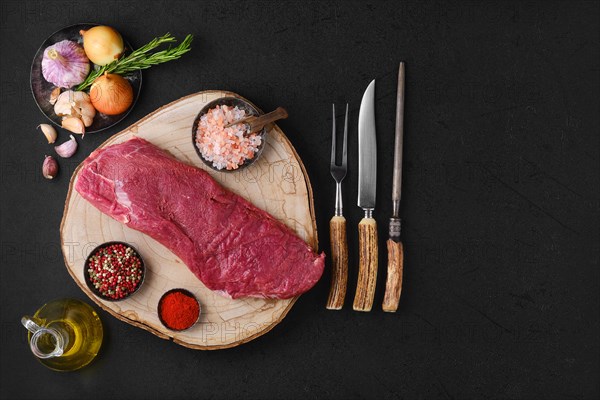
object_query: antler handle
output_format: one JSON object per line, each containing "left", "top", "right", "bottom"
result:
{"left": 353, "top": 217, "right": 378, "bottom": 312}
{"left": 382, "top": 239, "right": 403, "bottom": 312}
{"left": 326, "top": 216, "right": 348, "bottom": 310}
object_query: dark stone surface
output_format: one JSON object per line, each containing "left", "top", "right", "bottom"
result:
{"left": 1, "top": 1, "right": 598, "bottom": 399}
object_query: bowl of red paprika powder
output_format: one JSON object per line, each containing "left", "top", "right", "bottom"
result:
{"left": 158, "top": 289, "right": 201, "bottom": 331}
{"left": 84, "top": 241, "right": 145, "bottom": 301}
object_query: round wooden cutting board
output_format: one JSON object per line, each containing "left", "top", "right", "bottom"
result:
{"left": 60, "top": 90, "right": 319, "bottom": 350}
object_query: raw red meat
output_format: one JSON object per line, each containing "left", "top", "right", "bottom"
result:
{"left": 75, "top": 137, "right": 324, "bottom": 299}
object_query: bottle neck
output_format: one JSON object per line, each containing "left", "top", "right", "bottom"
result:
{"left": 21, "top": 316, "right": 67, "bottom": 359}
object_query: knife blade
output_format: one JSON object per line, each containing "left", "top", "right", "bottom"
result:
{"left": 357, "top": 79, "right": 377, "bottom": 210}
{"left": 353, "top": 79, "right": 379, "bottom": 312}
{"left": 383, "top": 62, "right": 405, "bottom": 313}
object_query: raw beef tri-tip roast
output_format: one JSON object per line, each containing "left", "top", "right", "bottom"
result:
{"left": 75, "top": 137, "right": 325, "bottom": 299}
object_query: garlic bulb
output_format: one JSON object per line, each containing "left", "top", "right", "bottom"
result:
{"left": 54, "top": 90, "right": 96, "bottom": 128}
{"left": 42, "top": 40, "right": 90, "bottom": 88}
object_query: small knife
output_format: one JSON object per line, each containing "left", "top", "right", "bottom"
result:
{"left": 353, "top": 79, "right": 378, "bottom": 312}
{"left": 382, "top": 62, "right": 405, "bottom": 312}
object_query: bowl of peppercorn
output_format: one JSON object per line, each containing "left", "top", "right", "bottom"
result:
{"left": 84, "top": 241, "right": 145, "bottom": 301}
{"left": 157, "top": 288, "right": 201, "bottom": 331}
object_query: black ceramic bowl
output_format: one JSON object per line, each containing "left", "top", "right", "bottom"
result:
{"left": 84, "top": 241, "right": 145, "bottom": 301}
{"left": 191, "top": 97, "right": 267, "bottom": 172}
{"left": 157, "top": 288, "right": 201, "bottom": 332}
{"left": 30, "top": 23, "right": 142, "bottom": 133}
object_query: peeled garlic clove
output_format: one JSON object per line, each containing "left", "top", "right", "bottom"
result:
{"left": 38, "top": 123, "right": 57, "bottom": 143}
{"left": 55, "top": 135, "right": 78, "bottom": 158}
{"left": 49, "top": 87, "right": 61, "bottom": 105}
{"left": 62, "top": 117, "right": 85, "bottom": 135}
{"left": 43, "top": 155, "right": 59, "bottom": 179}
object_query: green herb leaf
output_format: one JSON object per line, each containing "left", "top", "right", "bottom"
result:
{"left": 76, "top": 33, "right": 193, "bottom": 91}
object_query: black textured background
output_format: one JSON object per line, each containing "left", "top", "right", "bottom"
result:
{"left": 1, "top": 1, "right": 598, "bottom": 399}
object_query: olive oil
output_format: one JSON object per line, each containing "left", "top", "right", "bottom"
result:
{"left": 26, "top": 298, "right": 103, "bottom": 371}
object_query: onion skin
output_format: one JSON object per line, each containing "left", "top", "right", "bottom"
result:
{"left": 42, "top": 40, "right": 90, "bottom": 88}
{"left": 80, "top": 26, "right": 124, "bottom": 66}
{"left": 90, "top": 74, "right": 134, "bottom": 115}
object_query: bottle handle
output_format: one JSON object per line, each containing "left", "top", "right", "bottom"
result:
{"left": 21, "top": 316, "right": 65, "bottom": 359}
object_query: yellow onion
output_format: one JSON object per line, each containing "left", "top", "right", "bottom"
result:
{"left": 80, "top": 26, "right": 124, "bottom": 66}
{"left": 90, "top": 73, "right": 133, "bottom": 115}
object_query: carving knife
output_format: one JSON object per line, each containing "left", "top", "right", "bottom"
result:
{"left": 382, "top": 62, "right": 405, "bottom": 312}
{"left": 353, "top": 79, "right": 378, "bottom": 312}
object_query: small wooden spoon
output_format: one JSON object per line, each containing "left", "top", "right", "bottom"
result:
{"left": 224, "top": 107, "right": 288, "bottom": 134}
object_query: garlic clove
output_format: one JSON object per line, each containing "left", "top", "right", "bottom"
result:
{"left": 38, "top": 123, "right": 58, "bottom": 143}
{"left": 70, "top": 105, "right": 80, "bottom": 118}
{"left": 62, "top": 117, "right": 85, "bottom": 135}
{"left": 49, "top": 87, "right": 61, "bottom": 105}
{"left": 43, "top": 155, "right": 59, "bottom": 179}
{"left": 81, "top": 114, "right": 94, "bottom": 128}
{"left": 54, "top": 90, "right": 96, "bottom": 130}
{"left": 55, "top": 134, "right": 78, "bottom": 158}
{"left": 73, "top": 91, "right": 91, "bottom": 103}
{"left": 79, "top": 102, "right": 96, "bottom": 127}
{"left": 54, "top": 91, "right": 75, "bottom": 116}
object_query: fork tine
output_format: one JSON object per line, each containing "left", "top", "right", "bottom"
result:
{"left": 330, "top": 103, "right": 336, "bottom": 169}
{"left": 342, "top": 103, "right": 348, "bottom": 168}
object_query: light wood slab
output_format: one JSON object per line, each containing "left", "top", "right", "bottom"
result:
{"left": 60, "top": 90, "right": 319, "bottom": 350}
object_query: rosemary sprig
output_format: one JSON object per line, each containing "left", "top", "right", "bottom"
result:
{"left": 76, "top": 33, "right": 193, "bottom": 91}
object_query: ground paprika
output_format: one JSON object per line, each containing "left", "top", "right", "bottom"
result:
{"left": 158, "top": 289, "right": 200, "bottom": 331}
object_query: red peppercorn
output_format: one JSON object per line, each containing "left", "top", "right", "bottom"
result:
{"left": 87, "top": 243, "right": 144, "bottom": 300}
